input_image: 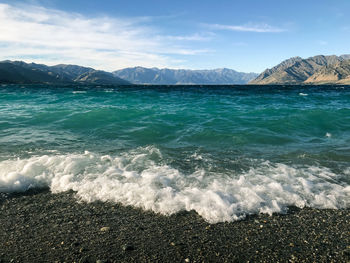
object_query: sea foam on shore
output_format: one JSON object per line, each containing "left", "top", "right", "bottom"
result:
{"left": 1, "top": 147, "right": 349, "bottom": 223}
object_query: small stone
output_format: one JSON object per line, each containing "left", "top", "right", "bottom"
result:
{"left": 100, "top": 227, "right": 110, "bottom": 232}
{"left": 290, "top": 254, "right": 298, "bottom": 261}
{"left": 185, "top": 258, "right": 190, "bottom": 262}
{"left": 71, "top": 241, "right": 80, "bottom": 247}
{"left": 79, "top": 247, "right": 87, "bottom": 253}
{"left": 170, "top": 242, "right": 175, "bottom": 246}
{"left": 79, "top": 256, "right": 92, "bottom": 263}
{"left": 122, "top": 244, "right": 135, "bottom": 251}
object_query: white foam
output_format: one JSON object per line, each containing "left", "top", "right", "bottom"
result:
{"left": 103, "top": 89, "right": 114, "bottom": 93}
{"left": 299, "top": 92, "right": 308, "bottom": 96}
{"left": 0, "top": 148, "right": 349, "bottom": 223}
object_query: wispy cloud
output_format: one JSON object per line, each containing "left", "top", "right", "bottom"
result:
{"left": 0, "top": 3, "right": 210, "bottom": 70}
{"left": 206, "top": 23, "right": 285, "bottom": 33}
{"left": 164, "top": 33, "right": 213, "bottom": 41}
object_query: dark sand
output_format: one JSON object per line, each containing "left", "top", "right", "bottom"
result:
{"left": 0, "top": 189, "right": 349, "bottom": 263}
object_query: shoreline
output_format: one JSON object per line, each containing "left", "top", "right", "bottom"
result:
{"left": 1, "top": 189, "right": 349, "bottom": 262}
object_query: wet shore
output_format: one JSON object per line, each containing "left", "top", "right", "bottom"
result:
{"left": 0, "top": 189, "right": 349, "bottom": 262}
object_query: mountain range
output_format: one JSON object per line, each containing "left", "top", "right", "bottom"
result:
{"left": 1, "top": 55, "right": 350, "bottom": 85}
{"left": 249, "top": 54, "right": 350, "bottom": 84}
{"left": 0, "top": 61, "right": 130, "bottom": 85}
{"left": 113, "top": 67, "right": 258, "bottom": 85}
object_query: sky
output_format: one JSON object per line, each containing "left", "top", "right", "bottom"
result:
{"left": 0, "top": 0, "right": 349, "bottom": 73}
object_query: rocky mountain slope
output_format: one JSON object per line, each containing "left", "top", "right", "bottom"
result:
{"left": 305, "top": 59, "right": 350, "bottom": 84}
{"left": 250, "top": 55, "right": 350, "bottom": 84}
{"left": 113, "top": 67, "right": 258, "bottom": 84}
{"left": 0, "top": 61, "right": 130, "bottom": 85}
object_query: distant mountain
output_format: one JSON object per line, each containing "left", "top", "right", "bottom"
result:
{"left": 50, "top": 64, "right": 94, "bottom": 79}
{"left": 305, "top": 59, "right": 350, "bottom": 84}
{"left": 340, "top": 54, "right": 350, "bottom": 60}
{"left": 113, "top": 67, "right": 258, "bottom": 84}
{"left": 249, "top": 54, "right": 350, "bottom": 84}
{"left": 0, "top": 61, "right": 69, "bottom": 84}
{"left": 0, "top": 61, "right": 130, "bottom": 85}
{"left": 74, "top": 70, "right": 131, "bottom": 85}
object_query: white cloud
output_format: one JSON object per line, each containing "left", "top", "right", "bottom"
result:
{"left": 0, "top": 3, "right": 210, "bottom": 71}
{"left": 164, "top": 33, "right": 213, "bottom": 41}
{"left": 206, "top": 23, "right": 285, "bottom": 33}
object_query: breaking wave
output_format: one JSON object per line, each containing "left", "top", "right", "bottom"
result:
{"left": 1, "top": 147, "right": 349, "bottom": 223}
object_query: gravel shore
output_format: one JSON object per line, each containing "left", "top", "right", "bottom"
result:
{"left": 0, "top": 189, "right": 349, "bottom": 262}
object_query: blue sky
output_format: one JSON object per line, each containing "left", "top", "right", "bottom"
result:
{"left": 0, "top": 0, "right": 349, "bottom": 73}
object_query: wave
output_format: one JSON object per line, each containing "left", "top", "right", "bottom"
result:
{"left": 72, "top": 91, "right": 87, "bottom": 94}
{"left": 1, "top": 147, "right": 349, "bottom": 223}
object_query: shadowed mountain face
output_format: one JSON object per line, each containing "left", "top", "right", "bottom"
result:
{"left": 113, "top": 67, "right": 258, "bottom": 84}
{"left": 0, "top": 62, "right": 70, "bottom": 84}
{"left": 250, "top": 55, "right": 350, "bottom": 84}
{"left": 0, "top": 61, "right": 130, "bottom": 85}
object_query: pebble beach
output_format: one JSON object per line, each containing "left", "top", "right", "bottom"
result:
{"left": 1, "top": 189, "right": 349, "bottom": 262}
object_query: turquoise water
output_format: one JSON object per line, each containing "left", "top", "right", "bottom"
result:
{"left": 1, "top": 84, "right": 349, "bottom": 222}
